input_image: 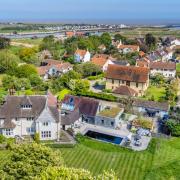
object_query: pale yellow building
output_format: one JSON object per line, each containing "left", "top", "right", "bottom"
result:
{"left": 106, "top": 65, "right": 149, "bottom": 96}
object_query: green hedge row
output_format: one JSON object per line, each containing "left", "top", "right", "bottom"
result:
{"left": 74, "top": 91, "right": 117, "bottom": 102}
{"left": 87, "top": 74, "right": 104, "bottom": 80}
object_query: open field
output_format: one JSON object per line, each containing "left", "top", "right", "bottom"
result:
{"left": 60, "top": 137, "right": 180, "bottom": 180}
{"left": 116, "top": 28, "right": 180, "bottom": 38}
{"left": 12, "top": 38, "right": 43, "bottom": 46}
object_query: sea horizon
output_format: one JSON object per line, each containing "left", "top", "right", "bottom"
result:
{"left": 0, "top": 18, "right": 180, "bottom": 26}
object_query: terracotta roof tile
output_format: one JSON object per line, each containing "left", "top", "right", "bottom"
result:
{"left": 150, "top": 62, "right": 176, "bottom": 70}
{"left": 113, "top": 86, "right": 138, "bottom": 96}
{"left": 106, "top": 65, "right": 149, "bottom": 83}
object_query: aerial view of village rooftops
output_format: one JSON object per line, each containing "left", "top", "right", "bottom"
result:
{"left": 0, "top": 0, "right": 179, "bottom": 179}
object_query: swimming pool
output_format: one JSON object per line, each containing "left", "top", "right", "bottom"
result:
{"left": 85, "top": 131, "right": 123, "bottom": 145}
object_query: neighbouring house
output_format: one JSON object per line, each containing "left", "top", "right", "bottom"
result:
{"left": 117, "top": 41, "right": 140, "bottom": 54}
{"left": 146, "top": 52, "right": 161, "bottom": 62}
{"left": 149, "top": 61, "right": 176, "bottom": 78}
{"left": 0, "top": 92, "right": 61, "bottom": 140}
{"left": 113, "top": 85, "right": 138, "bottom": 97}
{"left": 91, "top": 54, "right": 114, "bottom": 72}
{"left": 113, "top": 60, "right": 130, "bottom": 66}
{"left": 74, "top": 49, "right": 91, "bottom": 63}
{"left": 165, "top": 47, "right": 174, "bottom": 60}
{"left": 136, "top": 59, "right": 150, "bottom": 68}
{"left": 61, "top": 95, "right": 124, "bottom": 130}
{"left": 37, "top": 59, "right": 73, "bottom": 80}
{"left": 106, "top": 64, "right": 149, "bottom": 96}
{"left": 132, "top": 99, "right": 169, "bottom": 118}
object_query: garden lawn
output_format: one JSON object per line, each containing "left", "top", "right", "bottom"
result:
{"left": 143, "top": 86, "right": 166, "bottom": 101}
{"left": 60, "top": 137, "right": 180, "bottom": 180}
{"left": 176, "top": 63, "right": 180, "bottom": 72}
{"left": 0, "top": 137, "right": 179, "bottom": 179}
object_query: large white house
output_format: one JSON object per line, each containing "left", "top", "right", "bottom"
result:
{"left": 0, "top": 92, "right": 60, "bottom": 140}
{"left": 150, "top": 61, "right": 176, "bottom": 78}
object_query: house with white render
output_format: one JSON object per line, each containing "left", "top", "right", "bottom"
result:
{"left": 0, "top": 92, "right": 60, "bottom": 141}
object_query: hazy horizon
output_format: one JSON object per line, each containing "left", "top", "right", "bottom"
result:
{"left": 0, "top": 0, "right": 180, "bottom": 25}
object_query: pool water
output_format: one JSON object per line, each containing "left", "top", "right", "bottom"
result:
{"left": 85, "top": 131, "right": 123, "bottom": 145}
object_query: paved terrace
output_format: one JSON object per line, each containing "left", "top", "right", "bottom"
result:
{"left": 74, "top": 122, "right": 151, "bottom": 151}
{"left": 74, "top": 122, "right": 130, "bottom": 138}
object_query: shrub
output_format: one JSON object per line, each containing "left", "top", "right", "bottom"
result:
{"left": 34, "top": 133, "right": 40, "bottom": 143}
{"left": 87, "top": 74, "right": 104, "bottom": 80}
{"left": 25, "top": 89, "right": 34, "bottom": 95}
{"left": 0, "top": 134, "right": 6, "bottom": 144}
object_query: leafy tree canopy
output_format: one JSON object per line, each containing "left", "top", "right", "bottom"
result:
{"left": 0, "top": 37, "right": 10, "bottom": 49}
{"left": 2, "top": 143, "right": 63, "bottom": 179}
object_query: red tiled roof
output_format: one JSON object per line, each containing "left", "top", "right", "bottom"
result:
{"left": 75, "top": 49, "right": 87, "bottom": 57}
{"left": 150, "top": 61, "right": 176, "bottom": 70}
{"left": 136, "top": 60, "right": 149, "bottom": 68}
{"left": 113, "top": 86, "right": 138, "bottom": 96}
{"left": 37, "top": 62, "right": 72, "bottom": 76}
{"left": 91, "top": 54, "right": 109, "bottom": 68}
{"left": 37, "top": 66, "right": 48, "bottom": 76}
{"left": 106, "top": 65, "right": 149, "bottom": 83}
{"left": 42, "top": 59, "right": 63, "bottom": 66}
{"left": 118, "top": 45, "right": 139, "bottom": 51}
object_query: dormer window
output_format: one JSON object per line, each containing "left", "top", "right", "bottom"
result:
{"left": 21, "top": 104, "right": 32, "bottom": 109}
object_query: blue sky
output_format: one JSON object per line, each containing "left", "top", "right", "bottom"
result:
{"left": 0, "top": 0, "right": 180, "bottom": 24}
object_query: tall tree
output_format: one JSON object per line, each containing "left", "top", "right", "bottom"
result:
{"left": 0, "top": 37, "right": 10, "bottom": 49}
{"left": 100, "top": 33, "right": 112, "bottom": 48}
{"left": 145, "top": 33, "right": 156, "bottom": 50}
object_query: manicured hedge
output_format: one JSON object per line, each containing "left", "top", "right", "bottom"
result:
{"left": 87, "top": 74, "right": 104, "bottom": 80}
{"left": 74, "top": 91, "right": 117, "bottom": 102}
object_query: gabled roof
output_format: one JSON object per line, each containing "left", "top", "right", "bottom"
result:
{"left": 136, "top": 60, "right": 149, "bottom": 68}
{"left": 118, "top": 45, "right": 139, "bottom": 51}
{"left": 113, "top": 86, "right": 138, "bottom": 96}
{"left": 150, "top": 61, "right": 176, "bottom": 70}
{"left": 75, "top": 49, "right": 88, "bottom": 57}
{"left": 61, "top": 95, "right": 99, "bottom": 125}
{"left": 37, "top": 62, "right": 72, "bottom": 76}
{"left": 106, "top": 65, "right": 149, "bottom": 83}
{"left": 42, "top": 59, "right": 63, "bottom": 66}
{"left": 0, "top": 94, "right": 60, "bottom": 129}
{"left": 91, "top": 55, "right": 110, "bottom": 68}
{"left": 133, "top": 99, "right": 169, "bottom": 111}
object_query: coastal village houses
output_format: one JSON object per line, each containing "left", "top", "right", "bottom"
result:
{"left": 37, "top": 59, "right": 73, "bottom": 80}
{"left": 91, "top": 54, "right": 114, "bottom": 72}
{"left": 117, "top": 41, "right": 140, "bottom": 54}
{"left": 106, "top": 64, "right": 149, "bottom": 96}
{"left": 149, "top": 61, "right": 176, "bottom": 78}
{"left": 74, "top": 49, "right": 91, "bottom": 63}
